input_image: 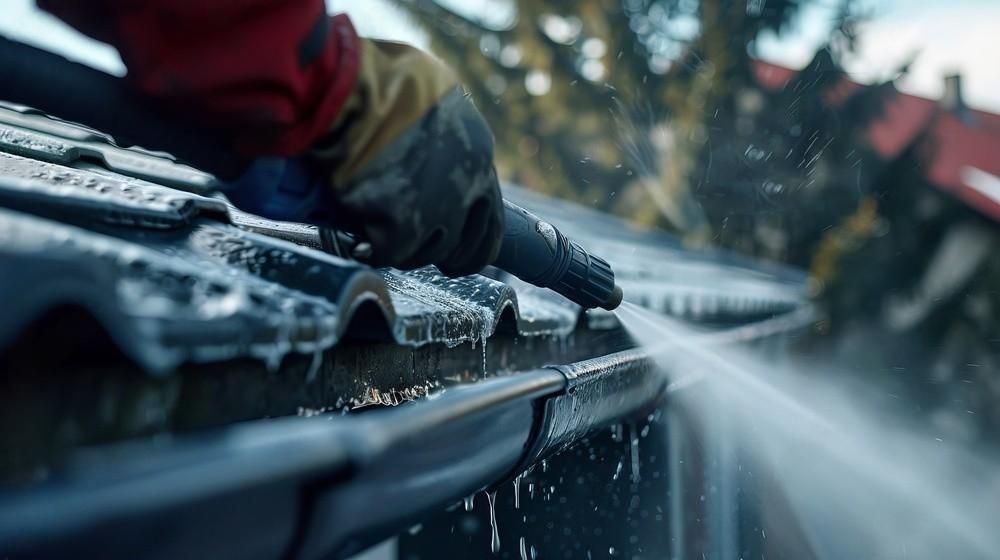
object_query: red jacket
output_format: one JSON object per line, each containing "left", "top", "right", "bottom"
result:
{"left": 38, "top": 0, "right": 360, "bottom": 157}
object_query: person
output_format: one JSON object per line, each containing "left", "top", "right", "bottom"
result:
{"left": 36, "top": 0, "right": 505, "bottom": 277}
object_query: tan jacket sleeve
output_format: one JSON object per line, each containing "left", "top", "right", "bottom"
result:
{"left": 311, "top": 38, "right": 459, "bottom": 188}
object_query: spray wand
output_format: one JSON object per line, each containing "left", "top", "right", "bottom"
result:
{"left": 319, "top": 199, "right": 623, "bottom": 311}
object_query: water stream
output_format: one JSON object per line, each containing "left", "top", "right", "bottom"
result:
{"left": 617, "top": 301, "right": 1000, "bottom": 559}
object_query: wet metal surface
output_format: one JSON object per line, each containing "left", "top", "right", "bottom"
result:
{"left": 0, "top": 198, "right": 579, "bottom": 372}
{"left": 0, "top": 150, "right": 585, "bottom": 373}
{"left": 0, "top": 102, "right": 811, "bottom": 462}
{"left": 0, "top": 104, "right": 812, "bottom": 479}
{"left": 0, "top": 151, "right": 226, "bottom": 228}
{"left": 0, "top": 102, "right": 818, "bottom": 560}
{"left": 0, "top": 207, "right": 349, "bottom": 371}
{"left": 0, "top": 365, "right": 569, "bottom": 559}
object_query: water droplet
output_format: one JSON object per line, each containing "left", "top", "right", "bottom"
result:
{"left": 630, "top": 434, "right": 641, "bottom": 483}
{"left": 514, "top": 474, "right": 522, "bottom": 509}
{"left": 464, "top": 494, "right": 476, "bottom": 511}
{"left": 487, "top": 490, "right": 500, "bottom": 554}
{"left": 611, "top": 423, "right": 623, "bottom": 442}
{"left": 519, "top": 536, "right": 528, "bottom": 560}
{"left": 482, "top": 336, "right": 488, "bottom": 376}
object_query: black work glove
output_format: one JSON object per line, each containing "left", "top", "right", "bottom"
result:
{"left": 311, "top": 39, "right": 504, "bottom": 277}
{"left": 327, "top": 89, "right": 504, "bottom": 277}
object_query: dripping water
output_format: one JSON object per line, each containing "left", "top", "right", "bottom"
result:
{"left": 486, "top": 490, "right": 500, "bottom": 554}
{"left": 513, "top": 473, "right": 522, "bottom": 509}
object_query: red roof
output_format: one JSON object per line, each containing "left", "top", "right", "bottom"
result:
{"left": 867, "top": 93, "right": 935, "bottom": 159}
{"left": 752, "top": 60, "right": 1000, "bottom": 222}
{"left": 753, "top": 61, "right": 797, "bottom": 91}
{"left": 925, "top": 113, "right": 1000, "bottom": 222}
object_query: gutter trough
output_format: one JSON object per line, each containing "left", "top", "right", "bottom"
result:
{"left": 0, "top": 348, "right": 662, "bottom": 560}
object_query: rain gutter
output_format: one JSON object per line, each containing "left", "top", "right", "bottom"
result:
{"left": 0, "top": 347, "right": 664, "bottom": 559}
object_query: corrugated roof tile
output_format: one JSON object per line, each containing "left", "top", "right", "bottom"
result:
{"left": 0, "top": 106, "right": 810, "bottom": 376}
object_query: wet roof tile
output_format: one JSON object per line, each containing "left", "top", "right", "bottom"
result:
{"left": 0, "top": 103, "right": 215, "bottom": 191}
{"left": 0, "top": 151, "right": 226, "bottom": 228}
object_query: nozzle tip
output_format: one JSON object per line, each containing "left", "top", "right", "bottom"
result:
{"left": 600, "top": 285, "right": 624, "bottom": 311}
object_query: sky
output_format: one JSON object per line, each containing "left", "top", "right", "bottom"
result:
{"left": 2, "top": 0, "right": 999, "bottom": 112}
{"left": 756, "top": 0, "right": 1000, "bottom": 112}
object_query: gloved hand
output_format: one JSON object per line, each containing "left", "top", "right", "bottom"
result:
{"left": 310, "top": 39, "right": 504, "bottom": 277}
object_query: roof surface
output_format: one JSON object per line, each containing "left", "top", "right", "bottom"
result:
{"left": 0, "top": 101, "right": 807, "bottom": 375}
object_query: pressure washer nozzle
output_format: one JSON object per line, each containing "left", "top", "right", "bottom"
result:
{"left": 494, "top": 201, "right": 624, "bottom": 311}
{"left": 602, "top": 285, "right": 624, "bottom": 311}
